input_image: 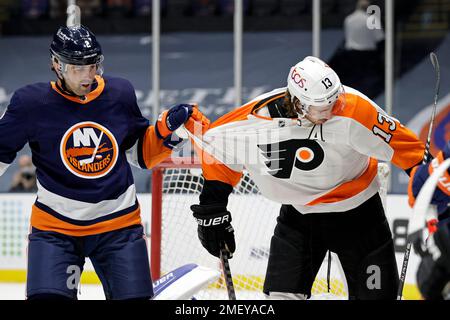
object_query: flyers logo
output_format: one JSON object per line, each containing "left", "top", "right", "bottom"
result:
{"left": 258, "top": 139, "right": 324, "bottom": 179}
{"left": 60, "top": 122, "right": 118, "bottom": 179}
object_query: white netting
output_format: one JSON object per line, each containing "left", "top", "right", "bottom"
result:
{"left": 153, "top": 161, "right": 396, "bottom": 300}
{"left": 154, "top": 162, "right": 390, "bottom": 299}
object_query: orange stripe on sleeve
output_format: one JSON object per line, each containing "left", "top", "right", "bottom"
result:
{"left": 306, "top": 158, "right": 378, "bottom": 206}
{"left": 30, "top": 205, "right": 142, "bottom": 237}
{"left": 408, "top": 165, "right": 420, "bottom": 208}
{"left": 335, "top": 93, "right": 425, "bottom": 170}
{"left": 142, "top": 126, "right": 173, "bottom": 169}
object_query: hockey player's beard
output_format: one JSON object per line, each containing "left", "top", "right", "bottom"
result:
{"left": 61, "top": 78, "right": 95, "bottom": 98}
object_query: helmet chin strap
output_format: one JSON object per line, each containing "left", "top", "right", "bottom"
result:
{"left": 52, "top": 60, "right": 80, "bottom": 98}
{"left": 55, "top": 74, "right": 78, "bottom": 98}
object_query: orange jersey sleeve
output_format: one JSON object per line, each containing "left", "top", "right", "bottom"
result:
{"left": 336, "top": 88, "right": 425, "bottom": 170}
{"left": 141, "top": 126, "right": 173, "bottom": 169}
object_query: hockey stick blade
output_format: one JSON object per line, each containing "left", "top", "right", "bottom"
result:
{"left": 429, "top": 52, "right": 440, "bottom": 99}
{"left": 220, "top": 247, "right": 236, "bottom": 300}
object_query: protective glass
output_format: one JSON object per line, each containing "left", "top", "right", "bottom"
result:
{"left": 54, "top": 55, "right": 104, "bottom": 78}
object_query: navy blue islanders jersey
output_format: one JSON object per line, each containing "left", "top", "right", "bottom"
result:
{"left": 0, "top": 75, "right": 172, "bottom": 236}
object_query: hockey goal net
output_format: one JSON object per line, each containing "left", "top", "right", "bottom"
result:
{"left": 150, "top": 158, "right": 390, "bottom": 300}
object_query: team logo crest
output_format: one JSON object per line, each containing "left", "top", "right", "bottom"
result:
{"left": 407, "top": 93, "right": 450, "bottom": 157}
{"left": 60, "top": 121, "right": 118, "bottom": 179}
{"left": 258, "top": 139, "right": 324, "bottom": 179}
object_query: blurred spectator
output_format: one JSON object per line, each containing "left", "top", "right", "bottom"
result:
{"left": 133, "top": 0, "right": 168, "bottom": 17}
{"left": 279, "top": 0, "right": 309, "bottom": 16}
{"left": 49, "top": 0, "right": 65, "bottom": 19}
{"left": 134, "top": 0, "right": 151, "bottom": 16}
{"left": 186, "top": 0, "right": 216, "bottom": 16}
{"left": 76, "top": 0, "right": 102, "bottom": 17}
{"left": 251, "top": 0, "right": 278, "bottom": 17}
{"left": 21, "top": 0, "right": 48, "bottom": 19}
{"left": 0, "top": 0, "right": 18, "bottom": 33}
{"left": 9, "top": 155, "right": 37, "bottom": 193}
{"left": 105, "top": 0, "right": 132, "bottom": 17}
{"left": 344, "top": 0, "right": 384, "bottom": 52}
{"left": 49, "top": 0, "right": 101, "bottom": 19}
{"left": 328, "top": 0, "right": 384, "bottom": 99}
{"left": 216, "top": 0, "right": 250, "bottom": 16}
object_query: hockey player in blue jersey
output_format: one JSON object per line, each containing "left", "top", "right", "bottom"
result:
{"left": 0, "top": 24, "right": 208, "bottom": 300}
{"left": 408, "top": 141, "right": 450, "bottom": 299}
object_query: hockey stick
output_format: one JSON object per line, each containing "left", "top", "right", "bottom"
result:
{"left": 396, "top": 52, "right": 440, "bottom": 300}
{"left": 423, "top": 52, "right": 440, "bottom": 163}
{"left": 79, "top": 131, "right": 104, "bottom": 166}
{"left": 326, "top": 250, "right": 332, "bottom": 293}
{"left": 219, "top": 245, "right": 236, "bottom": 300}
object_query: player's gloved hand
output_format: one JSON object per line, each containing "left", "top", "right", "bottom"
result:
{"left": 155, "top": 104, "right": 193, "bottom": 139}
{"left": 412, "top": 222, "right": 450, "bottom": 300}
{"left": 408, "top": 141, "right": 450, "bottom": 214}
{"left": 191, "top": 204, "right": 236, "bottom": 258}
{"left": 184, "top": 104, "right": 210, "bottom": 136}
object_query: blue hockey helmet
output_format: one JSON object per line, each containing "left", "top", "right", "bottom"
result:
{"left": 50, "top": 24, "right": 103, "bottom": 66}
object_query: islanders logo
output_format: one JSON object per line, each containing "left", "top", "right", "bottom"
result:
{"left": 407, "top": 93, "right": 450, "bottom": 156}
{"left": 60, "top": 122, "right": 118, "bottom": 179}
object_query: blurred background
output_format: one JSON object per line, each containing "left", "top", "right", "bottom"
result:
{"left": 0, "top": 0, "right": 448, "bottom": 194}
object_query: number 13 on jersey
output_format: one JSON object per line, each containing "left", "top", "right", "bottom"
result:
{"left": 373, "top": 112, "right": 397, "bottom": 143}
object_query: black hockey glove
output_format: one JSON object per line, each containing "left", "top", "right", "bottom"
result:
{"left": 191, "top": 204, "right": 236, "bottom": 258}
{"left": 413, "top": 223, "right": 450, "bottom": 299}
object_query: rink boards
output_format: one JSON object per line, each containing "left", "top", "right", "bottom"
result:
{"left": 0, "top": 193, "right": 422, "bottom": 299}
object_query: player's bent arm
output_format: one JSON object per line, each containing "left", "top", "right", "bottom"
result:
{"left": 341, "top": 92, "right": 425, "bottom": 172}
{"left": 127, "top": 103, "right": 208, "bottom": 170}
{"left": 0, "top": 92, "right": 30, "bottom": 176}
{"left": 190, "top": 159, "right": 243, "bottom": 258}
{"left": 189, "top": 102, "right": 255, "bottom": 257}
{"left": 141, "top": 126, "right": 174, "bottom": 169}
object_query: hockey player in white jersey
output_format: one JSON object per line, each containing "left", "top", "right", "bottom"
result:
{"left": 188, "top": 56, "right": 425, "bottom": 300}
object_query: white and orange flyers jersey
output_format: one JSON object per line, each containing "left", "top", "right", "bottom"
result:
{"left": 191, "top": 86, "right": 425, "bottom": 214}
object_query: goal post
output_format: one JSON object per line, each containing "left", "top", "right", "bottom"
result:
{"left": 151, "top": 157, "right": 200, "bottom": 280}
